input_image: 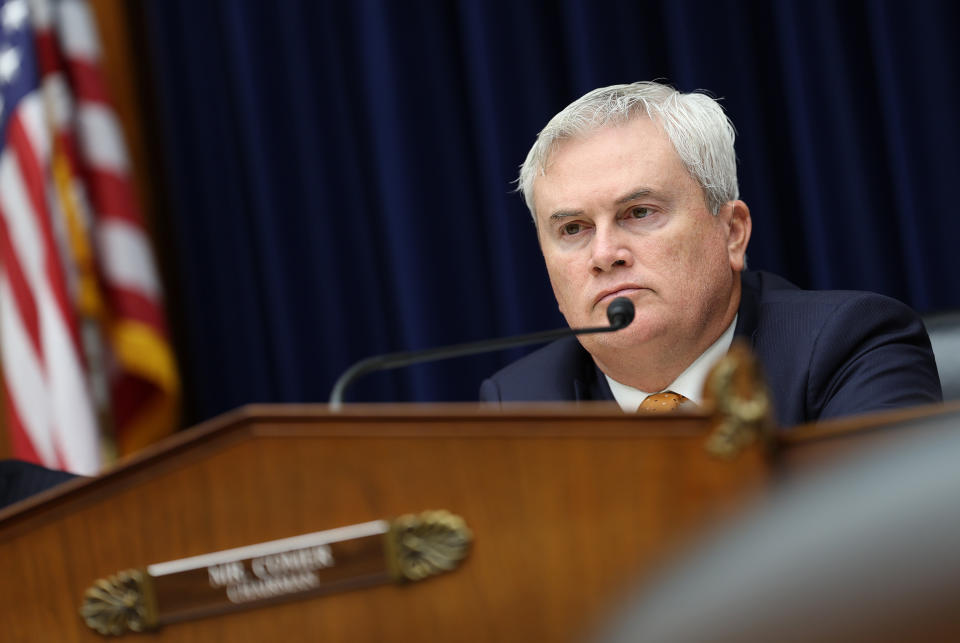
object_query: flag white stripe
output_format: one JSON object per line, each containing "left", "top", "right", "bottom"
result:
{"left": 28, "top": 0, "right": 53, "bottom": 31}
{"left": 0, "top": 275, "right": 56, "bottom": 465}
{"left": 76, "top": 103, "right": 129, "bottom": 173}
{"left": 41, "top": 280, "right": 100, "bottom": 474}
{"left": 1, "top": 120, "right": 100, "bottom": 474}
{"left": 0, "top": 146, "right": 47, "bottom": 291}
{"left": 56, "top": 0, "right": 100, "bottom": 62}
{"left": 97, "top": 219, "right": 161, "bottom": 299}
{"left": 16, "top": 92, "right": 50, "bottom": 165}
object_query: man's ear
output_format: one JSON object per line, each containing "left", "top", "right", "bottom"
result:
{"left": 725, "top": 200, "right": 751, "bottom": 271}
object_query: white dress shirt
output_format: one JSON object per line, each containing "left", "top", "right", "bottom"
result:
{"left": 605, "top": 316, "right": 738, "bottom": 412}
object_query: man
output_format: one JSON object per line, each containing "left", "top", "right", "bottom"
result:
{"left": 479, "top": 82, "right": 941, "bottom": 426}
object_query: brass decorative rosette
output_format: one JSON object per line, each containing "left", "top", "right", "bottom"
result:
{"left": 703, "top": 340, "right": 775, "bottom": 458}
{"left": 80, "top": 568, "right": 158, "bottom": 635}
{"left": 387, "top": 510, "right": 473, "bottom": 582}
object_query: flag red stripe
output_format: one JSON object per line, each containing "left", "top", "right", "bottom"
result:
{"left": 8, "top": 116, "right": 52, "bottom": 231}
{"left": 33, "top": 31, "right": 61, "bottom": 77}
{"left": 50, "top": 129, "right": 85, "bottom": 190}
{"left": 0, "top": 209, "right": 44, "bottom": 362}
{"left": 7, "top": 117, "right": 86, "bottom": 361}
{"left": 111, "top": 376, "right": 155, "bottom": 435}
{"left": 84, "top": 167, "right": 144, "bottom": 227}
{"left": 3, "top": 384, "right": 45, "bottom": 467}
{"left": 64, "top": 58, "right": 111, "bottom": 105}
{"left": 105, "top": 286, "right": 168, "bottom": 335}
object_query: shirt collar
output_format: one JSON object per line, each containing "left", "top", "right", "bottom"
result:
{"left": 604, "top": 315, "right": 738, "bottom": 412}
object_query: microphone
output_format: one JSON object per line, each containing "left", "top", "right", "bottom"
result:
{"left": 328, "top": 297, "right": 635, "bottom": 410}
{"left": 606, "top": 297, "right": 634, "bottom": 331}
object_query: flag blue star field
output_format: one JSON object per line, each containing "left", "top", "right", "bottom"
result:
{"left": 0, "top": 0, "right": 178, "bottom": 474}
{"left": 0, "top": 0, "right": 36, "bottom": 138}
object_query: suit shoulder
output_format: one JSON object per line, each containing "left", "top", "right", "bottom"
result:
{"left": 0, "top": 459, "right": 78, "bottom": 510}
{"left": 746, "top": 271, "right": 918, "bottom": 320}
{"left": 769, "top": 287, "right": 919, "bottom": 325}
{"left": 741, "top": 271, "right": 940, "bottom": 424}
{"left": 480, "top": 336, "right": 591, "bottom": 402}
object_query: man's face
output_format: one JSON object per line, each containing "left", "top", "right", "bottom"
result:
{"left": 532, "top": 117, "right": 750, "bottom": 366}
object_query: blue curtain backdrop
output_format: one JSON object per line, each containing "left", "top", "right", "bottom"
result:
{"left": 141, "top": 0, "right": 960, "bottom": 425}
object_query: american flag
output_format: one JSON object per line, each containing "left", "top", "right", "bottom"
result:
{"left": 0, "top": 0, "right": 178, "bottom": 475}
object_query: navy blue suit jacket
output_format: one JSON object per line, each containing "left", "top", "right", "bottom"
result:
{"left": 0, "top": 460, "right": 77, "bottom": 510}
{"left": 479, "top": 271, "right": 942, "bottom": 427}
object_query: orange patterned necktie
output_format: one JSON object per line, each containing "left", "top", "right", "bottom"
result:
{"left": 638, "top": 391, "right": 689, "bottom": 413}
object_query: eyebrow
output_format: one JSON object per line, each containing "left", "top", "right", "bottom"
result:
{"left": 546, "top": 187, "right": 660, "bottom": 223}
{"left": 547, "top": 209, "right": 584, "bottom": 223}
{"left": 615, "top": 188, "right": 655, "bottom": 205}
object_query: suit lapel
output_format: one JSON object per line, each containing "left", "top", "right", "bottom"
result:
{"left": 571, "top": 350, "right": 615, "bottom": 402}
{"left": 734, "top": 271, "right": 761, "bottom": 347}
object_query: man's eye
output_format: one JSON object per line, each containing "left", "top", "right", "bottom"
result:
{"left": 561, "top": 222, "right": 583, "bottom": 235}
{"left": 630, "top": 206, "right": 651, "bottom": 219}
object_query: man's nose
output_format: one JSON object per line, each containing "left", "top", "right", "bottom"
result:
{"left": 590, "top": 224, "right": 632, "bottom": 273}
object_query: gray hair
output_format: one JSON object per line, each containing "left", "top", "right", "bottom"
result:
{"left": 518, "top": 81, "right": 739, "bottom": 218}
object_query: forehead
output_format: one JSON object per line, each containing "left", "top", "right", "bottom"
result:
{"left": 532, "top": 118, "right": 695, "bottom": 219}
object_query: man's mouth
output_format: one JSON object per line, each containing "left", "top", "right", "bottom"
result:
{"left": 594, "top": 286, "right": 645, "bottom": 307}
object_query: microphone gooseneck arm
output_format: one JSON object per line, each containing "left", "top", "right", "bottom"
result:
{"left": 328, "top": 297, "right": 635, "bottom": 410}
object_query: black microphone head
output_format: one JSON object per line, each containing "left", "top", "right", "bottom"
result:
{"left": 606, "top": 297, "right": 635, "bottom": 330}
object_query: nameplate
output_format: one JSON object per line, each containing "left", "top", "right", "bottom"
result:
{"left": 80, "top": 510, "right": 471, "bottom": 636}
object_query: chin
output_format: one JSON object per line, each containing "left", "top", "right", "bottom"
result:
{"left": 618, "top": 316, "right": 667, "bottom": 346}
{"left": 583, "top": 321, "right": 659, "bottom": 355}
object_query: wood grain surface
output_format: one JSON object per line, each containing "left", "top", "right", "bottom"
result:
{"left": 0, "top": 404, "right": 771, "bottom": 642}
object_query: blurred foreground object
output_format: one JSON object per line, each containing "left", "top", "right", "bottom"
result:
{"left": 0, "top": 0, "right": 178, "bottom": 474}
{"left": 923, "top": 310, "right": 960, "bottom": 401}
{"left": 599, "top": 404, "right": 960, "bottom": 643}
